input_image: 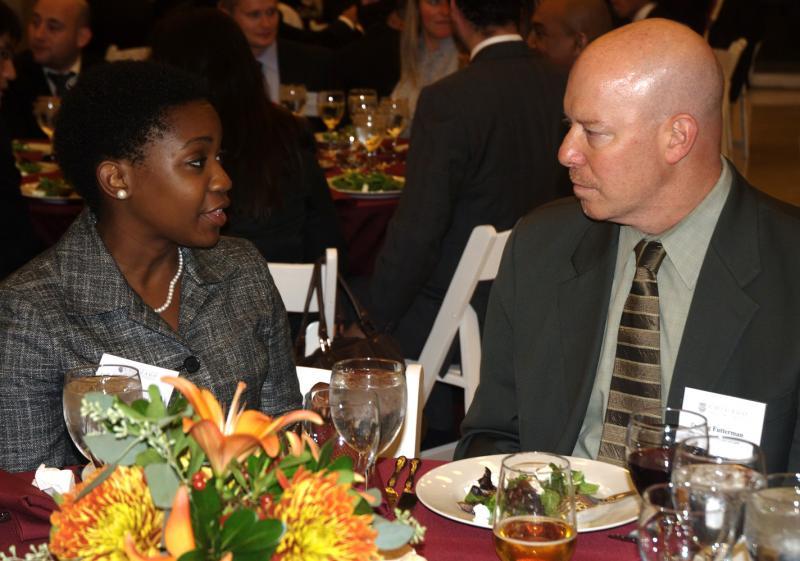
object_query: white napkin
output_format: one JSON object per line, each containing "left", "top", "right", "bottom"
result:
{"left": 31, "top": 464, "right": 75, "bottom": 496}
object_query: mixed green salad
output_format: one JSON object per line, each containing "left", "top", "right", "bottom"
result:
{"left": 36, "top": 177, "right": 73, "bottom": 197}
{"left": 459, "top": 464, "right": 599, "bottom": 519}
{"left": 330, "top": 171, "right": 404, "bottom": 193}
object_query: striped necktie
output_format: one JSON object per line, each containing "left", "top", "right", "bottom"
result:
{"left": 597, "top": 240, "right": 667, "bottom": 466}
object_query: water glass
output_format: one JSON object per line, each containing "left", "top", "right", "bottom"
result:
{"left": 492, "top": 452, "right": 577, "bottom": 561}
{"left": 744, "top": 473, "right": 800, "bottom": 561}
{"left": 638, "top": 482, "right": 730, "bottom": 561}
{"left": 347, "top": 88, "right": 378, "bottom": 117}
{"left": 279, "top": 84, "right": 307, "bottom": 116}
{"left": 329, "top": 358, "right": 406, "bottom": 456}
{"left": 33, "top": 96, "right": 61, "bottom": 140}
{"left": 352, "top": 108, "right": 389, "bottom": 160}
{"left": 63, "top": 364, "right": 142, "bottom": 465}
{"left": 328, "top": 387, "right": 380, "bottom": 484}
{"left": 317, "top": 90, "right": 345, "bottom": 132}
{"left": 626, "top": 406, "right": 708, "bottom": 494}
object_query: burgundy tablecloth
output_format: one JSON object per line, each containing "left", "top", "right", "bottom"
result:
{"left": 376, "top": 459, "right": 640, "bottom": 561}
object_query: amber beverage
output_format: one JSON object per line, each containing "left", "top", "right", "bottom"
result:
{"left": 494, "top": 517, "right": 577, "bottom": 561}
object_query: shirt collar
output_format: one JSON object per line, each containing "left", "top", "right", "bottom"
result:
{"left": 44, "top": 55, "right": 81, "bottom": 77}
{"left": 470, "top": 34, "right": 524, "bottom": 60}
{"left": 620, "top": 157, "right": 732, "bottom": 290}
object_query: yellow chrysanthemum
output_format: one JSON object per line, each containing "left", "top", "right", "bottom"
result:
{"left": 50, "top": 465, "right": 164, "bottom": 561}
{"left": 273, "top": 467, "right": 378, "bottom": 561}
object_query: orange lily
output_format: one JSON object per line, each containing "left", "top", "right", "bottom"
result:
{"left": 124, "top": 485, "right": 226, "bottom": 561}
{"left": 163, "top": 376, "right": 322, "bottom": 474}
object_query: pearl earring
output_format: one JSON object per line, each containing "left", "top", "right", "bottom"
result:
{"left": 116, "top": 189, "right": 128, "bottom": 200}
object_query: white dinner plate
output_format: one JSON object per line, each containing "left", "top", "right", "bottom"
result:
{"left": 20, "top": 181, "right": 81, "bottom": 204}
{"left": 416, "top": 454, "right": 640, "bottom": 533}
{"left": 327, "top": 175, "right": 404, "bottom": 199}
{"left": 14, "top": 141, "right": 52, "bottom": 155}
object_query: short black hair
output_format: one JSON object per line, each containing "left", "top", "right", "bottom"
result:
{"left": 0, "top": 1, "right": 21, "bottom": 43}
{"left": 54, "top": 61, "right": 206, "bottom": 213}
{"left": 454, "top": 0, "right": 523, "bottom": 31}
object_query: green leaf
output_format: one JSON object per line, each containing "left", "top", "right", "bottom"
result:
{"left": 233, "top": 549, "right": 278, "bottom": 561}
{"left": 362, "top": 488, "right": 382, "bottom": 507}
{"left": 83, "top": 391, "right": 115, "bottom": 411}
{"left": 578, "top": 482, "right": 600, "bottom": 495}
{"left": 190, "top": 480, "right": 222, "bottom": 550}
{"left": 373, "top": 518, "right": 414, "bottom": 550}
{"left": 145, "top": 387, "right": 167, "bottom": 417}
{"left": 541, "top": 489, "right": 561, "bottom": 517}
{"left": 326, "top": 455, "right": 354, "bottom": 472}
{"left": 220, "top": 509, "right": 258, "bottom": 549}
{"left": 315, "top": 439, "right": 333, "bottom": 468}
{"left": 135, "top": 448, "right": 165, "bottom": 467}
{"left": 186, "top": 435, "right": 207, "bottom": 475}
{"left": 145, "top": 463, "right": 181, "bottom": 509}
{"left": 177, "top": 550, "right": 208, "bottom": 561}
{"left": 85, "top": 433, "right": 147, "bottom": 465}
{"left": 229, "top": 519, "right": 283, "bottom": 552}
{"left": 116, "top": 401, "right": 150, "bottom": 422}
{"left": 75, "top": 464, "right": 116, "bottom": 501}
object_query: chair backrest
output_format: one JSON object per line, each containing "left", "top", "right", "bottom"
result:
{"left": 713, "top": 38, "right": 748, "bottom": 158}
{"left": 417, "top": 225, "right": 511, "bottom": 406}
{"left": 105, "top": 45, "right": 151, "bottom": 61}
{"left": 296, "top": 364, "right": 423, "bottom": 458}
{"left": 268, "top": 248, "right": 337, "bottom": 339}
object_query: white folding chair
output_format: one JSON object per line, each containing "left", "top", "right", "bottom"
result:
{"left": 268, "top": 248, "right": 337, "bottom": 356}
{"left": 407, "top": 225, "right": 510, "bottom": 459}
{"left": 296, "top": 364, "right": 423, "bottom": 458}
{"left": 713, "top": 38, "right": 748, "bottom": 159}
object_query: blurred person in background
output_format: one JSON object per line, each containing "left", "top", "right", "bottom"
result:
{"left": 1, "top": 0, "right": 102, "bottom": 139}
{"left": 529, "top": 0, "right": 612, "bottom": 71}
{"left": 151, "top": 8, "right": 345, "bottom": 265}
{"left": 0, "top": 0, "right": 42, "bottom": 279}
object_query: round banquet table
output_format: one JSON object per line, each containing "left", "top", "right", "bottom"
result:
{"left": 1, "top": 459, "right": 640, "bottom": 560}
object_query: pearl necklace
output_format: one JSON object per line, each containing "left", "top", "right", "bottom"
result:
{"left": 153, "top": 248, "right": 184, "bottom": 314}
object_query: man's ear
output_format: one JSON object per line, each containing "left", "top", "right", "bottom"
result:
{"left": 574, "top": 32, "right": 589, "bottom": 56}
{"left": 664, "top": 114, "right": 698, "bottom": 165}
{"left": 76, "top": 26, "right": 91, "bottom": 50}
{"left": 96, "top": 160, "right": 132, "bottom": 201}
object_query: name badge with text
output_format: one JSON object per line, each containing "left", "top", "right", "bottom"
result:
{"left": 681, "top": 387, "right": 766, "bottom": 445}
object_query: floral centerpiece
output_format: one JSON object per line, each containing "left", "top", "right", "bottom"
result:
{"left": 2, "top": 377, "right": 423, "bottom": 561}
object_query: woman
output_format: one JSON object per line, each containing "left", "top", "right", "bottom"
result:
{"left": 0, "top": 61, "right": 301, "bottom": 472}
{"left": 392, "top": 0, "right": 461, "bottom": 129}
{"left": 150, "top": 9, "right": 346, "bottom": 266}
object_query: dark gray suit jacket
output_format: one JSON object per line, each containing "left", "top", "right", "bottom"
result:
{"left": 0, "top": 210, "right": 301, "bottom": 471}
{"left": 457, "top": 169, "right": 800, "bottom": 473}
{"left": 369, "top": 40, "right": 569, "bottom": 357}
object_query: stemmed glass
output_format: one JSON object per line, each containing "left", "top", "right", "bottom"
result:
{"left": 352, "top": 108, "right": 389, "bottom": 163}
{"left": 303, "top": 387, "right": 350, "bottom": 458}
{"left": 744, "top": 473, "right": 800, "bottom": 560}
{"left": 329, "top": 387, "right": 380, "bottom": 485}
{"left": 63, "top": 364, "right": 142, "bottom": 466}
{"left": 638, "top": 482, "right": 730, "bottom": 561}
{"left": 329, "top": 358, "right": 406, "bottom": 458}
{"left": 492, "top": 452, "right": 577, "bottom": 561}
{"left": 347, "top": 88, "right": 378, "bottom": 118}
{"left": 317, "top": 90, "right": 345, "bottom": 133}
{"left": 33, "top": 96, "right": 61, "bottom": 140}
{"left": 671, "top": 435, "right": 767, "bottom": 560}
{"left": 380, "top": 97, "right": 409, "bottom": 149}
{"left": 278, "top": 84, "right": 307, "bottom": 116}
{"left": 626, "top": 406, "right": 708, "bottom": 495}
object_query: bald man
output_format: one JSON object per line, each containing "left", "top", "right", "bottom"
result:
{"left": 529, "top": 0, "right": 612, "bottom": 70}
{"left": 1, "top": 0, "right": 102, "bottom": 138}
{"left": 456, "top": 19, "right": 800, "bottom": 473}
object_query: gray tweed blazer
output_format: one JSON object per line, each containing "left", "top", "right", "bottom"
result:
{"left": 0, "top": 210, "right": 301, "bottom": 471}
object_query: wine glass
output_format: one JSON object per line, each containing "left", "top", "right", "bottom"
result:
{"left": 626, "top": 406, "right": 708, "bottom": 494}
{"left": 328, "top": 386, "right": 380, "bottom": 484}
{"left": 380, "top": 97, "right": 409, "bottom": 148}
{"left": 347, "top": 88, "right": 378, "bottom": 118}
{"left": 744, "top": 473, "right": 800, "bottom": 561}
{"left": 329, "top": 358, "right": 406, "bottom": 457}
{"left": 671, "top": 435, "right": 767, "bottom": 560}
{"left": 317, "top": 90, "right": 345, "bottom": 132}
{"left": 638, "top": 482, "right": 731, "bottom": 561}
{"left": 279, "top": 84, "right": 307, "bottom": 116}
{"left": 352, "top": 108, "right": 389, "bottom": 163}
{"left": 33, "top": 96, "right": 61, "bottom": 140}
{"left": 492, "top": 452, "right": 577, "bottom": 561}
{"left": 63, "top": 364, "right": 142, "bottom": 465}
{"left": 303, "top": 387, "right": 351, "bottom": 460}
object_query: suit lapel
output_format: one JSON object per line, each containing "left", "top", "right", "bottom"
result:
{"left": 669, "top": 170, "right": 761, "bottom": 403}
{"left": 556, "top": 220, "right": 619, "bottom": 451}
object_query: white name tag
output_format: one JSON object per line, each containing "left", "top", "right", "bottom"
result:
{"left": 99, "top": 353, "right": 176, "bottom": 404}
{"left": 681, "top": 387, "right": 766, "bottom": 445}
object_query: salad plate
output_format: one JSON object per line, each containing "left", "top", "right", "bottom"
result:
{"left": 416, "top": 454, "right": 639, "bottom": 532}
{"left": 20, "top": 180, "right": 81, "bottom": 204}
{"left": 327, "top": 172, "right": 404, "bottom": 199}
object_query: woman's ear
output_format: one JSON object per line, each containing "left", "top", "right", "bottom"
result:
{"left": 96, "top": 160, "right": 132, "bottom": 201}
